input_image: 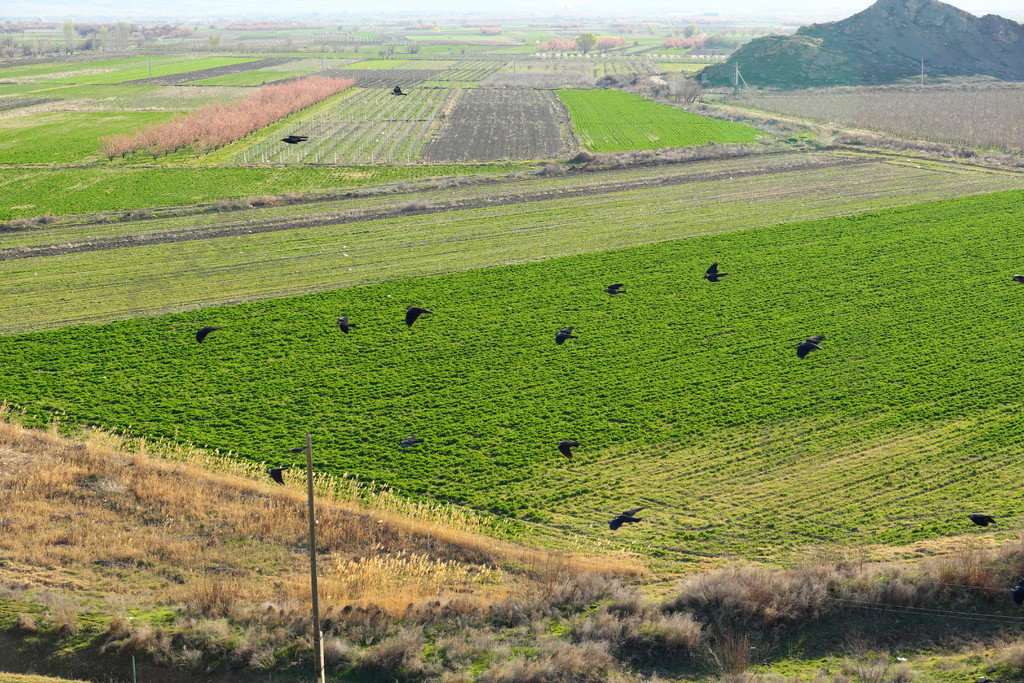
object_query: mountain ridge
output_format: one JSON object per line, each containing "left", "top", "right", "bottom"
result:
{"left": 701, "top": 0, "right": 1024, "bottom": 88}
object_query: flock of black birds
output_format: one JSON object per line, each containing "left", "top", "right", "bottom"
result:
{"left": 192, "top": 198, "right": 1024, "bottom": 582}
{"left": 197, "top": 264, "right": 1018, "bottom": 534}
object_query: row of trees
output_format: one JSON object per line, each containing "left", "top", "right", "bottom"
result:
{"left": 662, "top": 36, "right": 704, "bottom": 49}
{"left": 99, "top": 76, "right": 356, "bottom": 161}
{"left": 0, "top": 21, "right": 140, "bottom": 57}
{"left": 537, "top": 35, "right": 626, "bottom": 54}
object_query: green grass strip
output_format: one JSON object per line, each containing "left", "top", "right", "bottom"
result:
{"left": 558, "top": 89, "right": 763, "bottom": 152}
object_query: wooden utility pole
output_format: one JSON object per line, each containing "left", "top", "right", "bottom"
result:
{"left": 304, "top": 433, "right": 326, "bottom": 683}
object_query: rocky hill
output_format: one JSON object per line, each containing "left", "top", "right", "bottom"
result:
{"left": 700, "top": 0, "right": 1024, "bottom": 88}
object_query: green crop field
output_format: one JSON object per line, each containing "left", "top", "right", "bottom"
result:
{"left": 558, "top": 89, "right": 763, "bottom": 151}
{"left": 43, "top": 56, "right": 261, "bottom": 84}
{"left": 0, "top": 83, "right": 158, "bottom": 100}
{"left": 0, "top": 111, "right": 177, "bottom": 164}
{"left": 4, "top": 157, "right": 1022, "bottom": 332}
{"left": 3, "top": 190, "right": 1024, "bottom": 564}
{"left": 0, "top": 164, "right": 518, "bottom": 221}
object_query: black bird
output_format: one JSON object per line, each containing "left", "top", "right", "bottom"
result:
{"left": 320, "top": 617, "right": 333, "bottom": 634}
{"left": 268, "top": 467, "right": 285, "bottom": 485}
{"left": 1013, "top": 275, "right": 1024, "bottom": 283}
{"left": 196, "top": 326, "right": 221, "bottom": 343}
{"left": 286, "top": 446, "right": 307, "bottom": 454}
{"left": 557, "top": 440, "right": 579, "bottom": 459}
{"left": 555, "top": 327, "right": 577, "bottom": 345}
{"left": 406, "top": 307, "right": 431, "bottom": 327}
{"left": 605, "top": 283, "right": 626, "bottom": 295}
{"left": 282, "top": 135, "right": 308, "bottom": 144}
{"left": 1014, "top": 579, "right": 1024, "bottom": 605}
{"left": 704, "top": 262, "right": 728, "bottom": 282}
{"left": 797, "top": 335, "right": 825, "bottom": 359}
{"left": 393, "top": 86, "right": 407, "bottom": 96}
{"left": 337, "top": 316, "right": 355, "bottom": 334}
{"left": 609, "top": 508, "right": 644, "bottom": 531}
{"left": 399, "top": 435, "right": 423, "bottom": 448}
{"left": 969, "top": 513, "right": 997, "bottom": 527}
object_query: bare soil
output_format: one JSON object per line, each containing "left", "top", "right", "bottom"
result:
{"left": 423, "top": 88, "right": 576, "bottom": 162}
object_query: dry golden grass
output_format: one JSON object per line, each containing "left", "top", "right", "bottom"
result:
{"left": 0, "top": 675, "right": 92, "bottom": 683}
{"left": 0, "top": 404, "right": 644, "bottom": 624}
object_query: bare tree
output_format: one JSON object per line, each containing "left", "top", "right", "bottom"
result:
{"left": 114, "top": 21, "right": 130, "bottom": 50}
{"left": 673, "top": 77, "right": 704, "bottom": 103}
{"left": 63, "top": 19, "right": 74, "bottom": 55}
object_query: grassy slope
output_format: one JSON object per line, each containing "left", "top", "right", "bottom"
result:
{"left": 558, "top": 89, "right": 763, "bottom": 151}
{"left": 2, "top": 158, "right": 1022, "bottom": 332}
{"left": 0, "top": 412, "right": 640, "bottom": 682}
{"left": 6, "top": 413, "right": 1023, "bottom": 683}
{"left": 3, "top": 190, "right": 1024, "bottom": 567}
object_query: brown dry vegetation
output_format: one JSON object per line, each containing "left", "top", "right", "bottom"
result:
{"left": 5, "top": 406, "right": 1024, "bottom": 680}
{"left": 733, "top": 85, "right": 1024, "bottom": 153}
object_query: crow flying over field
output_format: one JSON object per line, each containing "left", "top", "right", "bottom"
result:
{"left": 704, "top": 263, "right": 728, "bottom": 283}
{"left": 555, "top": 327, "right": 577, "bottom": 345}
{"left": 399, "top": 435, "right": 423, "bottom": 448}
{"left": 605, "top": 283, "right": 626, "bottom": 295}
{"left": 609, "top": 508, "right": 644, "bottom": 530}
{"left": 797, "top": 336, "right": 825, "bottom": 359}
{"left": 282, "top": 135, "right": 308, "bottom": 144}
{"left": 405, "top": 307, "right": 431, "bottom": 327}
{"left": 393, "top": 86, "right": 407, "bottom": 96}
{"left": 286, "top": 446, "right": 307, "bottom": 454}
{"left": 1014, "top": 275, "right": 1024, "bottom": 283}
{"left": 337, "top": 316, "right": 355, "bottom": 334}
{"left": 195, "top": 326, "right": 221, "bottom": 343}
{"left": 269, "top": 467, "right": 285, "bottom": 485}
{"left": 1014, "top": 579, "right": 1024, "bottom": 606}
{"left": 969, "top": 513, "right": 996, "bottom": 527}
{"left": 557, "top": 440, "right": 579, "bottom": 459}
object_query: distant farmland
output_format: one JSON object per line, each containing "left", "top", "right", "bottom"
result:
{"left": 559, "top": 89, "right": 763, "bottom": 152}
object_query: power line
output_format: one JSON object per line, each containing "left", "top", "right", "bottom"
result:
{"left": 827, "top": 596, "right": 1024, "bottom": 625}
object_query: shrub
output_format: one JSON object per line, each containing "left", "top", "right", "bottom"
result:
{"left": 401, "top": 201, "right": 429, "bottom": 213}
{"left": 355, "top": 626, "right": 432, "bottom": 678}
{"left": 537, "top": 162, "right": 567, "bottom": 177}
{"left": 14, "top": 613, "right": 38, "bottom": 633}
